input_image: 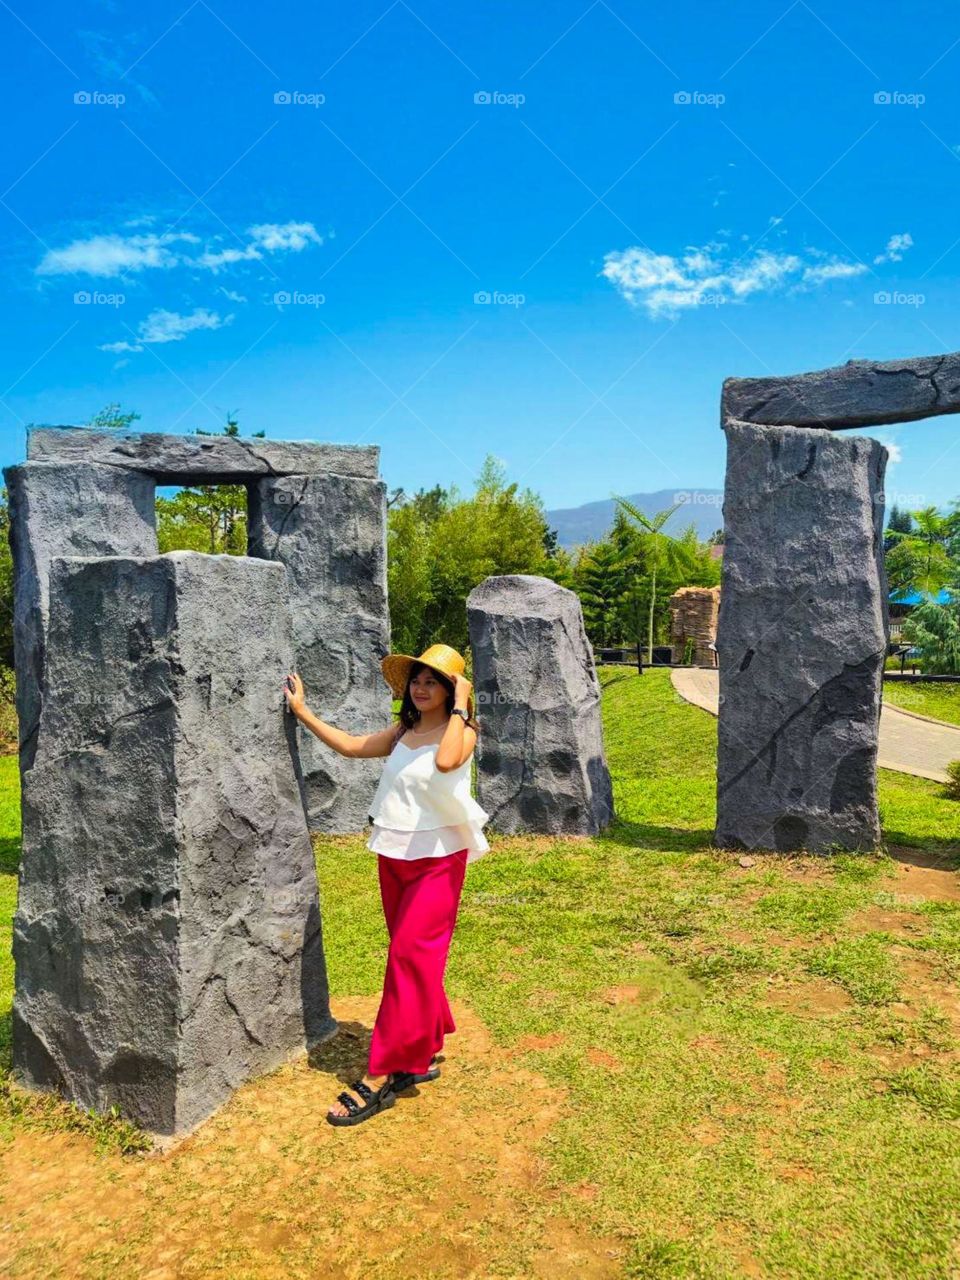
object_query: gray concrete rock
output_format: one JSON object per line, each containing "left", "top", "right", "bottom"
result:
{"left": 12, "top": 551, "right": 336, "bottom": 1135}
{"left": 247, "top": 473, "right": 392, "bottom": 832}
{"left": 722, "top": 350, "right": 960, "bottom": 430}
{"left": 715, "top": 419, "right": 889, "bottom": 852}
{"left": 28, "top": 425, "right": 379, "bottom": 483}
{"left": 466, "top": 574, "right": 614, "bottom": 835}
{"left": 3, "top": 461, "right": 157, "bottom": 772}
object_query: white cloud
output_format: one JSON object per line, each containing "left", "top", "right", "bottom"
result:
{"left": 217, "top": 287, "right": 248, "bottom": 303}
{"left": 98, "top": 339, "right": 144, "bottom": 353}
{"left": 248, "top": 222, "right": 323, "bottom": 252}
{"left": 886, "top": 441, "right": 904, "bottom": 464}
{"left": 801, "top": 261, "right": 869, "bottom": 285}
{"left": 602, "top": 244, "right": 815, "bottom": 316}
{"left": 37, "top": 221, "right": 325, "bottom": 279}
{"left": 138, "top": 308, "right": 231, "bottom": 344}
{"left": 874, "top": 232, "right": 913, "bottom": 264}
{"left": 603, "top": 234, "right": 899, "bottom": 318}
{"left": 98, "top": 308, "right": 231, "bottom": 356}
{"left": 36, "top": 232, "right": 199, "bottom": 277}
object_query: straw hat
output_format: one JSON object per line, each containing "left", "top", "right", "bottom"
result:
{"left": 381, "top": 643, "right": 474, "bottom": 717}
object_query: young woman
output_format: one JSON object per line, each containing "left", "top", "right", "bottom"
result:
{"left": 283, "top": 642, "right": 490, "bottom": 1128}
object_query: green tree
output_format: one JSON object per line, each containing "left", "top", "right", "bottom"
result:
{"left": 903, "top": 599, "right": 960, "bottom": 674}
{"left": 886, "top": 506, "right": 954, "bottom": 599}
{"left": 884, "top": 503, "right": 913, "bottom": 554}
{"left": 157, "top": 414, "right": 264, "bottom": 555}
{"left": 577, "top": 541, "right": 632, "bottom": 647}
{"left": 0, "top": 490, "right": 14, "bottom": 667}
{"left": 386, "top": 455, "right": 561, "bottom": 656}
{"left": 611, "top": 497, "right": 688, "bottom": 663}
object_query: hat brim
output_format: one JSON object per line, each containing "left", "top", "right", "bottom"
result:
{"left": 381, "top": 654, "right": 474, "bottom": 718}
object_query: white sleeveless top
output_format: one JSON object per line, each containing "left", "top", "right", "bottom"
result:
{"left": 366, "top": 733, "right": 491, "bottom": 865}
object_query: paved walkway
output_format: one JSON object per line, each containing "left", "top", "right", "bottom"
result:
{"left": 671, "top": 667, "right": 960, "bottom": 784}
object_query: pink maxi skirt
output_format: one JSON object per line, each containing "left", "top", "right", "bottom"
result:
{"left": 367, "top": 848, "right": 468, "bottom": 1076}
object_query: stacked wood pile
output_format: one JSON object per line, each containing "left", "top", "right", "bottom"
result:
{"left": 669, "top": 586, "right": 720, "bottom": 666}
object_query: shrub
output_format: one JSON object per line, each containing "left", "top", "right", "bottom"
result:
{"left": 0, "top": 664, "right": 16, "bottom": 754}
{"left": 945, "top": 760, "right": 960, "bottom": 802}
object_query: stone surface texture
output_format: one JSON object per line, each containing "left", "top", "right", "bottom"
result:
{"left": 722, "top": 351, "right": 960, "bottom": 430}
{"left": 247, "top": 473, "right": 392, "bottom": 832}
{"left": 715, "top": 418, "right": 889, "bottom": 852}
{"left": 28, "top": 425, "right": 379, "bottom": 483}
{"left": 3, "top": 461, "right": 158, "bottom": 772}
{"left": 12, "top": 552, "right": 336, "bottom": 1135}
{"left": 466, "top": 574, "right": 614, "bottom": 835}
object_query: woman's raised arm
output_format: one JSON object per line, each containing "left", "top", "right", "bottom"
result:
{"left": 283, "top": 673, "right": 399, "bottom": 758}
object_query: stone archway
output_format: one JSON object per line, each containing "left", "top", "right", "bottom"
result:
{"left": 4, "top": 425, "right": 390, "bottom": 1134}
{"left": 714, "top": 350, "right": 959, "bottom": 853}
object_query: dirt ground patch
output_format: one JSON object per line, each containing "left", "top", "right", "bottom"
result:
{"left": 882, "top": 849, "right": 960, "bottom": 902}
{"left": 761, "top": 978, "right": 855, "bottom": 1016}
{"left": 0, "top": 997, "right": 626, "bottom": 1280}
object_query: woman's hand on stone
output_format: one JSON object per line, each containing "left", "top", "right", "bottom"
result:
{"left": 284, "top": 671, "right": 306, "bottom": 715}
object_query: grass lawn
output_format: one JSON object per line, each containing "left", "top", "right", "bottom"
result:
{"left": 1, "top": 671, "right": 959, "bottom": 1278}
{"left": 884, "top": 680, "right": 960, "bottom": 727}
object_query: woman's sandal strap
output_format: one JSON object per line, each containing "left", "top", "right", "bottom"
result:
{"left": 351, "top": 1079, "right": 375, "bottom": 1103}
{"left": 337, "top": 1091, "right": 361, "bottom": 1114}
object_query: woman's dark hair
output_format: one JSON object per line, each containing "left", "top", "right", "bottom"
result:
{"left": 397, "top": 660, "right": 480, "bottom": 735}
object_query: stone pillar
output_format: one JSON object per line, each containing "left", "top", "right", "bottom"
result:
{"left": 247, "top": 473, "right": 391, "bottom": 833}
{"left": 715, "top": 419, "right": 889, "bottom": 852}
{"left": 12, "top": 551, "right": 336, "bottom": 1135}
{"left": 3, "top": 461, "right": 157, "bottom": 772}
{"left": 466, "top": 574, "right": 614, "bottom": 835}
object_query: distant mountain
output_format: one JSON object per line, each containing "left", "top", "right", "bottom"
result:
{"left": 544, "top": 488, "right": 724, "bottom": 550}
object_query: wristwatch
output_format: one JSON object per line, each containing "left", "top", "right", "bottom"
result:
{"left": 451, "top": 708, "right": 469, "bottom": 722}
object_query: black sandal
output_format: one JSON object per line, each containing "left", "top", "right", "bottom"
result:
{"left": 390, "top": 1054, "right": 443, "bottom": 1093}
{"left": 326, "top": 1076, "right": 398, "bottom": 1127}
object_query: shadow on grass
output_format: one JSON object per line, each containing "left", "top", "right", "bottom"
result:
{"left": 885, "top": 840, "right": 960, "bottom": 872}
{"left": 0, "top": 836, "right": 20, "bottom": 875}
{"left": 599, "top": 818, "right": 717, "bottom": 854}
{"left": 305, "top": 1018, "right": 370, "bottom": 1078}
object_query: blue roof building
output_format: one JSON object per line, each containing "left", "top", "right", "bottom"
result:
{"left": 889, "top": 588, "right": 954, "bottom": 606}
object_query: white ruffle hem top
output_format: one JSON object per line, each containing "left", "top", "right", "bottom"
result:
{"left": 366, "top": 729, "right": 491, "bottom": 864}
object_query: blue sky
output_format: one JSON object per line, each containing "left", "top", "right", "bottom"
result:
{"left": 3, "top": 0, "right": 960, "bottom": 515}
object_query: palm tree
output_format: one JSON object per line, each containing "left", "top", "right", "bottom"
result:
{"left": 612, "top": 497, "right": 686, "bottom": 664}
{"left": 885, "top": 506, "right": 954, "bottom": 600}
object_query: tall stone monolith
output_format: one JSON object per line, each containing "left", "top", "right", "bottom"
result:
{"left": 715, "top": 419, "right": 889, "bottom": 852}
{"left": 12, "top": 551, "right": 336, "bottom": 1135}
{"left": 247, "top": 473, "right": 392, "bottom": 832}
{"left": 467, "top": 574, "right": 614, "bottom": 834}
{"left": 3, "top": 460, "right": 157, "bottom": 771}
